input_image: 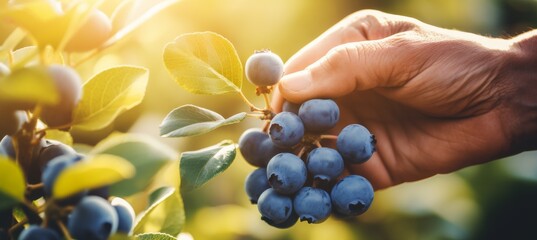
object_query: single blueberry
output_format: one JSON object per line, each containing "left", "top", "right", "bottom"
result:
{"left": 269, "top": 112, "right": 304, "bottom": 148}
{"left": 18, "top": 225, "right": 61, "bottom": 240}
{"left": 266, "top": 153, "right": 307, "bottom": 195}
{"left": 298, "top": 99, "right": 339, "bottom": 133}
{"left": 336, "top": 124, "right": 376, "bottom": 164}
{"left": 306, "top": 147, "right": 344, "bottom": 182}
{"left": 257, "top": 188, "right": 293, "bottom": 225}
{"left": 330, "top": 175, "right": 374, "bottom": 216}
{"left": 244, "top": 168, "right": 271, "bottom": 204}
{"left": 293, "top": 187, "right": 332, "bottom": 223}
{"left": 68, "top": 196, "right": 119, "bottom": 240}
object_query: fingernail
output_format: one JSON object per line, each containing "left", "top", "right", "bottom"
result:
{"left": 280, "top": 71, "right": 311, "bottom": 92}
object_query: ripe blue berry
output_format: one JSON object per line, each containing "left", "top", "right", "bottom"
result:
{"left": 267, "top": 212, "right": 298, "bottom": 229}
{"left": 244, "top": 168, "right": 271, "bottom": 204}
{"left": 239, "top": 129, "right": 287, "bottom": 167}
{"left": 282, "top": 101, "right": 300, "bottom": 114}
{"left": 293, "top": 187, "right": 332, "bottom": 223}
{"left": 245, "top": 50, "right": 284, "bottom": 87}
{"left": 238, "top": 129, "right": 268, "bottom": 167}
{"left": 306, "top": 147, "right": 344, "bottom": 182}
{"left": 269, "top": 112, "right": 304, "bottom": 148}
{"left": 42, "top": 154, "right": 80, "bottom": 196}
{"left": 257, "top": 188, "right": 293, "bottom": 225}
{"left": 266, "top": 153, "right": 307, "bottom": 195}
{"left": 18, "top": 225, "right": 61, "bottom": 240}
{"left": 330, "top": 175, "right": 374, "bottom": 216}
{"left": 68, "top": 196, "right": 119, "bottom": 240}
{"left": 0, "top": 136, "right": 14, "bottom": 159}
{"left": 336, "top": 124, "right": 376, "bottom": 164}
{"left": 111, "top": 197, "right": 135, "bottom": 234}
{"left": 298, "top": 99, "right": 339, "bottom": 133}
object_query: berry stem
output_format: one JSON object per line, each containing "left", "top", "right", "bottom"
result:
{"left": 262, "top": 92, "right": 272, "bottom": 112}
{"left": 314, "top": 140, "right": 322, "bottom": 148}
{"left": 57, "top": 220, "right": 74, "bottom": 240}
{"left": 262, "top": 120, "right": 270, "bottom": 133}
{"left": 297, "top": 146, "right": 307, "bottom": 158}
{"left": 8, "top": 218, "right": 28, "bottom": 237}
{"left": 320, "top": 134, "right": 338, "bottom": 140}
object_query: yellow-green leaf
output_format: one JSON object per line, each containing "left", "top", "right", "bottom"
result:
{"left": 0, "top": 66, "right": 58, "bottom": 105}
{"left": 72, "top": 66, "right": 149, "bottom": 131}
{"left": 0, "top": 157, "right": 25, "bottom": 210}
{"left": 163, "top": 31, "right": 242, "bottom": 95}
{"left": 3, "top": 1, "right": 69, "bottom": 48}
{"left": 45, "top": 129, "right": 73, "bottom": 146}
{"left": 133, "top": 187, "right": 185, "bottom": 236}
{"left": 53, "top": 154, "right": 135, "bottom": 199}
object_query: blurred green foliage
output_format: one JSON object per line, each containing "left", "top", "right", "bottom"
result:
{"left": 3, "top": 0, "right": 535, "bottom": 239}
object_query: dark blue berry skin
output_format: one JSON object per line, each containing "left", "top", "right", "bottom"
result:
{"left": 266, "top": 153, "right": 307, "bottom": 195}
{"left": 267, "top": 212, "right": 298, "bottom": 229}
{"left": 259, "top": 138, "right": 288, "bottom": 163}
{"left": 293, "top": 187, "right": 332, "bottom": 223}
{"left": 336, "top": 124, "right": 376, "bottom": 164}
{"left": 282, "top": 101, "right": 300, "bottom": 114}
{"left": 239, "top": 129, "right": 268, "bottom": 167}
{"left": 18, "top": 225, "right": 61, "bottom": 240}
{"left": 42, "top": 154, "right": 80, "bottom": 196}
{"left": 330, "top": 175, "right": 374, "bottom": 217}
{"left": 111, "top": 197, "right": 135, "bottom": 234}
{"left": 239, "top": 129, "right": 287, "bottom": 167}
{"left": 0, "top": 136, "right": 15, "bottom": 159}
{"left": 68, "top": 196, "right": 119, "bottom": 240}
{"left": 298, "top": 99, "right": 339, "bottom": 133}
{"left": 307, "top": 147, "right": 344, "bottom": 182}
{"left": 269, "top": 112, "right": 304, "bottom": 148}
{"left": 257, "top": 188, "right": 293, "bottom": 225}
{"left": 244, "top": 168, "right": 271, "bottom": 204}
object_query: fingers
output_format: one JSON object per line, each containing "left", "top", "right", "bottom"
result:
{"left": 279, "top": 38, "right": 413, "bottom": 103}
{"left": 284, "top": 9, "right": 419, "bottom": 75}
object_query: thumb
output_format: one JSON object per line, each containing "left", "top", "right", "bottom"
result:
{"left": 278, "top": 39, "right": 410, "bottom": 103}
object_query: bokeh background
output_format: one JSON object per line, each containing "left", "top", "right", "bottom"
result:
{"left": 6, "top": 0, "right": 537, "bottom": 239}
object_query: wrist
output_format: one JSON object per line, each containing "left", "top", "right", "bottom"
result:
{"left": 502, "top": 30, "right": 537, "bottom": 153}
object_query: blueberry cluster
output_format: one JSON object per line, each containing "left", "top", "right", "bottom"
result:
{"left": 240, "top": 98, "right": 376, "bottom": 228}
{"left": 0, "top": 137, "right": 135, "bottom": 240}
{"left": 0, "top": 63, "right": 136, "bottom": 239}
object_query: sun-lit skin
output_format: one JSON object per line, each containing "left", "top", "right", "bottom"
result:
{"left": 271, "top": 9, "right": 537, "bottom": 190}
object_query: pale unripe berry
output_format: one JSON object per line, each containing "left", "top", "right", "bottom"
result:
{"left": 65, "top": 9, "right": 112, "bottom": 52}
{"left": 245, "top": 50, "right": 284, "bottom": 87}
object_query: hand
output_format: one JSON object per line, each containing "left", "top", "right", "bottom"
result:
{"left": 271, "top": 10, "right": 537, "bottom": 190}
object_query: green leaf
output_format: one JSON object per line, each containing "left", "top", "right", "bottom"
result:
{"left": 0, "top": 157, "right": 25, "bottom": 210}
{"left": 0, "top": 66, "right": 59, "bottom": 105}
{"left": 160, "top": 104, "right": 246, "bottom": 138}
{"left": 180, "top": 140, "right": 236, "bottom": 192}
{"left": 53, "top": 154, "right": 135, "bottom": 199}
{"left": 133, "top": 187, "right": 185, "bottom": 237}
{"left": 91, "top": 133, "right": 176, "bottom": 197}
{"left": 163, "top": 31, "right": 243, "bottom": 95}
{"left": 135, "top": 232, "right": 177, "bottom": 240}
{"left": 72, "top": 66, "right": 149, "bottom": 131}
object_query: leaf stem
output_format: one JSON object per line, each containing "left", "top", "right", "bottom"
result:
{"left": 238, "top": 91, "right": 263, "bottom": 112}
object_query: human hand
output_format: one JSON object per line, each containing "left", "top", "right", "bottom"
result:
{"left": 271, "top": 10, "right": 537, "bottom": 190}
